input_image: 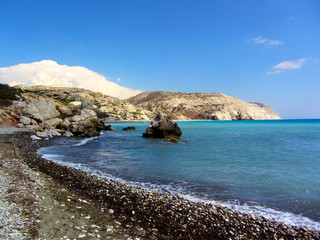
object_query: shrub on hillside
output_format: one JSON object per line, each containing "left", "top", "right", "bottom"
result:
{"left": 0, "top": 84, "right": 22, "bottom": 106}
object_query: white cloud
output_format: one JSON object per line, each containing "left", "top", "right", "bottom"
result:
{"left": 267, "top": 70, "right": 282, "bottom": 75}
{"left": 0, "top": 60, "right": 142, "bottom": 99}
{"left": 269, "top": 40, "right": 282, "bottom": 45}
{"left": 249, "top": 36, "right": 283, "bottom": 46}
{"left": 274, "top": 58, "right": 306, "bottom": 70}
{"left": 251, "top": 36, "right": 268, "bottom": 44}
{"left": 267, "top": 58, "right": 307, "bottom": 74}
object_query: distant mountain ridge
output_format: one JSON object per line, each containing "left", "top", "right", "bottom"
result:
{"left": 127, "top": 91, "right": 280, "bottom": 120}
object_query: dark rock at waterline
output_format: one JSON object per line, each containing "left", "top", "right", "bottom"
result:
{"left": 104, "top": 125, "right": 114, "bottom": 131}
{"left": 143, "top": 111, "right": 182, "bottom": 139}
{"left": 71, "top": 117, "right": 105, "bottom": 138}
{"left": 122, "top": 126, "right": 136, "bottom": 131}
{"left": 68, "top": 109, "right": 105, "bottom": 137}
{"left": 165, "top": 138, "right": 179, "bottom": 143}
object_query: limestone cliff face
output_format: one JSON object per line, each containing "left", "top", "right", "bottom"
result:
{"left": 127, "top": 91, "right": 280, "bottom": 120}
{"left": 10, "top": 86, "right": 280, "bottom": 121}
{"left": 14, "top": 85, "right": 154, "bottom": 121}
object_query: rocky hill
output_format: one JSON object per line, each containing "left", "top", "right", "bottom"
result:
{"left": 0, "top": 84, "right": 155, "bottom": 139}
{"left": 14, "top": 85, "right": 154, "bottom": 121}
{"left": 127, "top": 91, "right": 280, "bottom": 120}
{"left": 1, "top": 85, "right": 280, "bottom": 127}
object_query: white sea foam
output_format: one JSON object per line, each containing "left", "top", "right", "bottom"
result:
{"left": 119, "top": 180, "right": 320, "bottom": 231}
{"left": 39, "top": 153, "right": 62, "bottom": 161}
{"left": 39, "top": 152, "right": 320, "bottom": 231}
{"left": 72, "top": 135, "right": 102, "bottom": 147}
{"left": 40, "top": 155, "right": 108, "bottom": 179}
{"left": 36, "top": 122, "right": 320, "bottom": 233}
{"left": 39, "top": 153, "right": 128, "bottom": 184}
{"left": 179, "top": 193, "right": 320, "bottom": 231}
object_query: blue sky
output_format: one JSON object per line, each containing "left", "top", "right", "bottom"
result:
{"left": 0, "top": 0, "right": 319, "bottom": 118}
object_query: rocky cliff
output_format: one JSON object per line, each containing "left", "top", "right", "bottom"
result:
{"left": 0, "top": 84, "right": 155, "bottom": 139}
{"left": 127, "top": 91, "right": 280, "bottom": 120}
{"left": 14, "top": 85, "right": 154, "bottom": 121}
{"left": 1, "top": 85, "right": 280, "bottom": 126}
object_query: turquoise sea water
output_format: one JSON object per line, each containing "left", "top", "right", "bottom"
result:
{"left": 39, "top": 119, "right": 320, "bottom": 230}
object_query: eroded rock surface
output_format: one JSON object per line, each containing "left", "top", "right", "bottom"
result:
{"left": 143, "top": 111, "right": 182, "bottom": 139}
{"left": 128, "top": 91, "right": 281, "bottom": 120}
{"left": 15, "top": 85, "right": 154, "bottom": 121}
{"left": 21, "top": 98, "right": 59, "bottom": 121}
{"left": 68, "top": 109, "right": 105, "bottom": 137}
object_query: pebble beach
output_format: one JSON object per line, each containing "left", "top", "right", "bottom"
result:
{"left": 1, "top": 128, "right": 320, "bottom": 239}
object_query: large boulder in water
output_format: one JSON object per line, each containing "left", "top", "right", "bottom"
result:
{"left": 143, "top": 111, "right": 182, "bottom": 139}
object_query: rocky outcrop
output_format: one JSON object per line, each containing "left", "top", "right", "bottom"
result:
{"left": 36, "top": 127, "right": 61, "bottom": 138}
{"left": 105, "top": 125, "right": 114, "bottom": 131}
{"left": 0, "top": 84, "right": 108, "bottom": 139}
{"left": 122, "top": 126, "right": 136, "bottom": 131}
{"left": 12, "top": 97, "right": 66, "bottom": 138}
{"left": 15, "top": 85, "right": 154, "bottom": 121}
{"left": 45, "top": 118, "right": 63, "bottom": 128}
{"left": 12, "top": 85, "right": 280, "bottom": 121}
{"left": 143, "top": 112, "right": 182, "bottom": 139}
{"left": 21, "top": 98, "right": 59, "bottom": 121}
{"left": 19, "top": 116, "right": 32, "bottom": 125}
{"left": 127, "top": 91, "right": 281, "bottom": 120}
{"left": 1, "top": 83, "right": 281, "bottom": 140}
{"left": 67, "top": 109, "right": 105, "bottom": 138}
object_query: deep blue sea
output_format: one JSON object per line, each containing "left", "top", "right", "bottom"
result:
{"left": 38, "top": 119, "right": 320, "bottom": 230}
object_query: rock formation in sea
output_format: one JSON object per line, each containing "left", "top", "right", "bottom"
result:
{"left": 122, "top": 126, "right": 136, "bottom": 131}
{"left": 127, "top": 91, "right": 281, "bottom": 120}
{"left": 143, "top": 111, "right": 182, "bottom": 139}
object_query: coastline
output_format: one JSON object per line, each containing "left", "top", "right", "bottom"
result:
{"left": 1, "top": 130, "right": 320, "bottom": 239}
{"left": 0, "top": 130, "right": 145, "bottom": 239}
{"left": 107, "top": 119, "right": 286, "bottom": 124}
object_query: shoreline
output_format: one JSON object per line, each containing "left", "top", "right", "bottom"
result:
{"left": 0, "top": 130, "right": 148, "bottom": 239}
{"left": 107, "top": 119, "right": 295, "bottom": 124}
{"left": 39, "top": 139, "right": 320, "bottom": 232}
{"left": 1, "top": 129, "right": 320, "bottom": 239}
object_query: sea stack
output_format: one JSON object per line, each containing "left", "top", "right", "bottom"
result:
{"left": 143, "top": 111, "right": 182, "bottom": 139}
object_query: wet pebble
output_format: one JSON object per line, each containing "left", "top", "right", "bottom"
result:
{"left": 8, "top": 132, "right": 320, "bottom": 240}
{"left": 108, "top": 209, "right": 114, "bottom": 214}
{"left": 78, "top": 233, "right": 86, "bottom": 238}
